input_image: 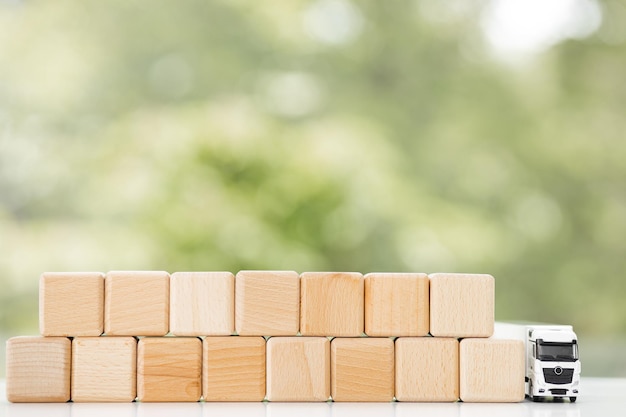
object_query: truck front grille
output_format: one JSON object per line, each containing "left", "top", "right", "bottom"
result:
{"left": 543, "top": 368, "right": 574, "bottom": 384}
{"left": 550, "top": 389, "right": 567, "bottom": 396}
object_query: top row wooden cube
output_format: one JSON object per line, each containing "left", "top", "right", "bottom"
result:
{"left": 429, "top": 272, "right": 494, "bottom": 338}
{"left": 39, "top": 270, "right": 494, "bottom": 338}
{"left": 365, "top": 272, "right": 429, "bottom": 337}
{"left": 300, "top": 272, "right": 364, "bottom": 336}
{"left": 235, "top": 270, "right": 299, "bottom": 336}
{"left": 40, "top": 272, "right": 105, "bottom": 337}
{"left": 105, "top": 271, "right": 170, "bottom": 336}
{"left": 170, "top": 271, "right": 234, "bottom": 336}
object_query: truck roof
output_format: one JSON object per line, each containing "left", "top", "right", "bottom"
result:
{"left": 530, "top": 327, "right": 577, "bottom": 343}
{"left": 494, "top": 322, "right": 577, "bottom": 342}
{"left": 525, "top": 324, "right": 573, "bottom": 331}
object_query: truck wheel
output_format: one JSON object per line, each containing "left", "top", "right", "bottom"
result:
{"left": 570, "top": 397, "right": 577, "bottom": 403}
{"left": 529, "top": 382, "right": 542, "bottom": 402}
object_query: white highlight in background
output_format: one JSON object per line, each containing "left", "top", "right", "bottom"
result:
{"left": 481, "top": 0, "right": 602, "bottom": 59}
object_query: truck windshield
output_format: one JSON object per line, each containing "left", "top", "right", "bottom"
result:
{"left": 537, "top": 342, "right": 578, "bottom": 362}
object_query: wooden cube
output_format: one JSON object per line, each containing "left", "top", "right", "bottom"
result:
{"left": 364, "top": 273, "right": 429, "bottom": 337}
{"left": 71, "top": 337, "right": 137, "bottom": 402}
{"left": 235, "top": 270, "right": 299, "bottom": 336}
{"left": 300, "top": 272, "right": 364, "bottom": 337}
{"left": 39, "top": 272, "right": 104, "bottom": 336}
{"left": 6, "top": 336, "right": 71, "bottom": 402}
{"left": 170, "top": 271, "right": 234, "bottom": 336}
{"left": 266, "top": 337, "right": 330, "bottom": 401}
{"left": 459, "top": 338, "right": 525, "bottom": 402}
{"left": 429, "top": 273, "right": 494, "bottom": 338}
{"left": 331, "top": 337, "right": 394, "bottom": 402}
{"left": 105, "top": 271, "right": 169, "bottom": 336}
{"left": 137, "top": 337, "right": 202, "bottom": 402}
{"left": 395, "top": 337, "right": 459, "bottom": 402}
{"left": 203, "top": 336, "right": 265, "bottom": 401}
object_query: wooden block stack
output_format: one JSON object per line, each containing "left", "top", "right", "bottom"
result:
{"left": 5, "top": 270, "right": 525, "bottom": 403}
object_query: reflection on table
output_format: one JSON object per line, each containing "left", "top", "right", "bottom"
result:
{"left": 2, "top": 378, "right": 624, "bottom": 417}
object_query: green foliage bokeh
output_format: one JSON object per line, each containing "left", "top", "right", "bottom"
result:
{"left": 1, "top": 0, "right": 625, "bottom": 375}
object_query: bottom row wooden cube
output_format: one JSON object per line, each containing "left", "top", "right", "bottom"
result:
{"left": 6, "top": 336, "right": 71, "bottom": 402}
{"left": 137, "top": 337, "right": 202, "bottom": 402}
{"left": 395, "top": 337, "right": 459, "bottom": 402}
{"left": 266, "top": 337, "right": 330, "bottom": 401}
{"left": 331, "top": 337, "right": 394, "bottom": 402}
{"left": 72, "top": 336, "right": 136, "bottom": 402}
{"left": 459, "top": 338, "right": 525, "bottom": 402}
{"left": 203, "top": 336, "right": 265, "bottom": 401}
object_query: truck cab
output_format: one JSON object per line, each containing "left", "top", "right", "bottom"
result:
{"left": 527, "top": 326, "right": 580, "bottom": 402}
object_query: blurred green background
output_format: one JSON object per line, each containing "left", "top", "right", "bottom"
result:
{"left": 1, "top": 0, "right": 626, "bottom": 377}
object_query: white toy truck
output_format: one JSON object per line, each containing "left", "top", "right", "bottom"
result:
{"left": 495, "top": 322, "right": 581, "bottom": 402}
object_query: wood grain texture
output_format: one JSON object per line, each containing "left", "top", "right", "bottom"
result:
{"left": 331, "top": 337, "right": 394, "bottom": 402}
{"left": 235, "top": 270, "right": 299, "bottom": 336}
{"left": 429, "top": 273, "right": 494, "bottom": 338}
{"left": 104, "top": 271, "right": 169, "bottom": 336}
{"left": 300, "top": 272, "right": 364, "bottom": 337}
{"left": 71, "top": 337, "right": 137, "bottom": 402}
{"left": 170, "top": 271, "right": 234, "bottom": 336}
{"left": 39, "top": 272, "right": 104, "bottom": 336}
{"left": 395, "top": 337, "right": 459, "bottom": 402}
{"left": 364, "top": 273, "right": 429, "bottom": 337}
{"left": 203, "top": 336, "right": 266, "bottom": 401}
{"left": 266, "top": 337, "right": 330, "bottom": 402}
{"left": 459, "top": 338, "right": 525, "bottom": 403}
{"left": 137, "top": 337, "right": 202, "bottom": 402}
{"left": 6, "top": 336, "right": 71, "bottom": 403}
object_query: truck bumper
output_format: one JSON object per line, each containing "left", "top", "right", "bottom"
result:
{"left": 532, "top": 382, "right": 578, "bottom": 399}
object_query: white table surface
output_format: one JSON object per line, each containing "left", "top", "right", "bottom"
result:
{"left": 1, "top": 377, "right": 624, "bottom": 417}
